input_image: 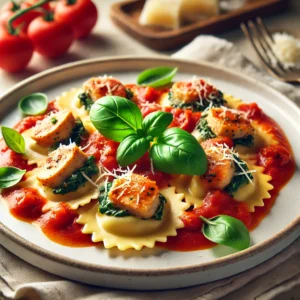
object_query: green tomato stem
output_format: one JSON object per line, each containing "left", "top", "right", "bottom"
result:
{"left": 43, "top": 10, "right": 54, "bottom": 22}
{"left": 10, "top": 1, "right": 20, "bottom": 11}
{"left": 67, "top": 0, "right": 77, "bottom": 5}
{"left": 7, "top": 0, "right": 51, "bottom": 35}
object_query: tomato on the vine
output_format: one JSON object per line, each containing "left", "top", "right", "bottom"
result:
{"left": 55, "top": 0, "right": 98, "bottom": 39}
{"left": 28, "top": 16, "right": 74, "bottom": 58}
{"left": 0, "top": 26, "right": 34, "bottom": 72}
{"left": 0, "top": 0, "right": 49, "bottom": 32}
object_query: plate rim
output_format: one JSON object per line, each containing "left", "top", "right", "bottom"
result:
{"left": 0, "top": 55, "right": 299, "bottom": 276}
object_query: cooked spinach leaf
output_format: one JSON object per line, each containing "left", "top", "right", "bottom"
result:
{"left": 78, "top": 92, "right": 93, "bottom": 111}
{"left": 51, "top": 117, "right": 58, "bottom": 124}
{"left": 196, "top": 117, "right": 216, "bottom": 140}
{"left": 125, "top": 88, "right": 134, "bottom": 100}
{"left": 233, "top": 135, "right": 254, "bottom": 147}
{"left": 99, "top": 182, "right": 130, "bottom": 217}
{"left": 169, "top": 90, "right": 226, "bottom": 112}
{"left": 152, "top": 194, "right": 167, "bottom": 220}
{"left": 225, "top": 155, "right": 253, "bottom": 194}
{"left": 98, "top": 181, "right": 167, "bottom": 220}
{"left": 53, "top": 156, "right": 99, "bottom": 194}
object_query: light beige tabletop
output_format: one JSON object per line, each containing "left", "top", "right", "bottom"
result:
{"left": 0, "top": 0, "right": 299, "bottom": 96}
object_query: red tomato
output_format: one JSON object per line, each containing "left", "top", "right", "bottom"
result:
{"left": 28, "top": 16, "right": 74, "bottom": 58}
{"left": 82, "top": 131, "right": 119, "bottom": 171}
{"left": 239, "top": 102, "right": 263, "bottom": 119}
{"left": 193, "top": 190, "right": 252, "bottom": 228}
{"left": 0, "top": 0, "right": 49, "bottom": 32}
{"left": 55, "top": 0, "right": 98, "bottom": 39}
{"left": 164, "top": 107, "right": 201, "bottom": 133}
{"left": 23, "top": 0, "right": 51, "bottom": 11}
{"left": 138, "top": 86, "right": 160, "bottom": 103}
{"left": 0, "top": 27, "right": 33, "bottom": 72}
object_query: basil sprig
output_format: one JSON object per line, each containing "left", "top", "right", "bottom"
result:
{"left": 137, "top": 67, "right": 177, "bottom": 88}
{"left": 1, "top": 126, "right": 25, "bottom": 154}
{"left": 90, "top": 96, "right": 207, "bottom": 175}
{"left": 0, "top": 167, "right": 26, "bottom": 188}
{"left": 18, "top": 93, "right": 48, "bottom": 116}
{"left": 117, "top": 134, "right": 150, "bottom": 166}
{"left": 142, "top": 111, "right": 173, "bottom": 138}
{"left": 201, "top": 215, "right": 250, "bottom": 251}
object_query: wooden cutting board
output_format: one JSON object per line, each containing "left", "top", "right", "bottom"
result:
{"left": 110, "top": 0, "right": 290, "bottom": 51}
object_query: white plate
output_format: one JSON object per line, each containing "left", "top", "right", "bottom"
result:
{"left": 0, "top": 57, "right": 300, "bottom": 290}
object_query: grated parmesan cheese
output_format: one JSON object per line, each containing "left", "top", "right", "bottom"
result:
{"left": 272, "top": 32, "right": 300, "bottom": 68}
{"left": 218, "top": 106, "right": 250, "bottom": 120}
{"left": 205, "top": 143, "right": 256, "bottom": 184}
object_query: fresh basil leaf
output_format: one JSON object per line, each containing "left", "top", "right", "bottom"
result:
{"left": 53, "top": 156, "right": 99, "bottom": 194}
{"left": 201, "top": 215, "right": 250, "bottom": 251}
{"left": 137, "top": 67, "right": 177, "bottom": 88}
{"left": 99, "top": 181, "right": 166, "bottom": 220}
{"left": 0, "top": 167, "right": 26, "bottom": 188}
{"left": 150, "top": 127, "right": 207, "bottom": 175}
{"left": 78, "top": 92, "right": 93, "bottom": 111}
{"left": 197, "top": 117, "right": 216, "bottom": 140}
{"left": 90, "top": 96, "right": 143, "bottom": 142}
{"left": 1, "top": 126, "right": 25, "bottom": 154}
{"left": 142, "top": 111, "right": 173, "bottom": 138}
{"left": 234, "top": 135, "right": 254, "bottom": 147}
{"left": 117, "top": 134, "right": 150, "bottom": 166}
{"left": 18, "top": 93, "right": 48, "bottom": 116}
{"left": 225, "top": 155, "right": 253, "bottom": 195}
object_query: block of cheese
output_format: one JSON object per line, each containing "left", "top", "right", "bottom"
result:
{"left": 180, "top": 0, "right": 219, "bottom": 22}
{"left": 139, "top": 0, "right": 182, "bottom": 29}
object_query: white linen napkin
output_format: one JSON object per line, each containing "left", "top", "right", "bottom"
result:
{"left": 1, "top": 36, "right": 300, "bottom": 300}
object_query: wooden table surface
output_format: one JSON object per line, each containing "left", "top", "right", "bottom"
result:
{"left": 0, "top": 0, "right": 299, "bottom": 96}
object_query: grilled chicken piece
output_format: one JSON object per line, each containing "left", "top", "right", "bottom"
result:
{"left": 108, "top": 174, "right": 160, "bottom": 219}
{"left": 83, "top": 76, "right": 127, "bottom": 102}
{"left": 171, "top": 78, "right": 219, "bottom": 104}
{"left": 199, "top": 141, "right": 235, "bottom": 190}
{"left": 206, "top": 107, "right": 254, "bottom": 140}
{"left": 31, "top": 110, "right": 76, "bottom": 146}
{"left": 37, "top": 144, "right": 88, "bottom": 188}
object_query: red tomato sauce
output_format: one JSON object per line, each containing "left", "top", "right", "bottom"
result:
{"left": 2, "top": 188, "right": 46, "bottom": 222}
{"left": 159, "top": 103, "right": 295, "bottom": 252}
{"left": 0, "top": 90, "right": 295, "bottom": 250}
{"left": 36, "top": 202, "right": 96, "bottom": 247}
{"left": 0, "top": 141, "right": 34, "bottom": 172}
